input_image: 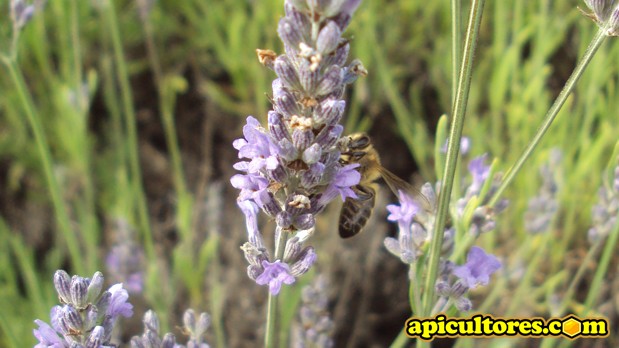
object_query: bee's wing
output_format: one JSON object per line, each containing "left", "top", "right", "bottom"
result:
{"left": 376, "top": 166, "right": 433, "bottom": 213}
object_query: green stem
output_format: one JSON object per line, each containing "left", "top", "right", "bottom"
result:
{"left": 389, "top": 329, "right": 411, "bottom": 348}
{"left": 451, "top": 0, "right": 462, "bottom": 108}
{"left": 264, "top": 228, "right": 289, "bottom": 348}
{"left": 422, "top": 0, "right": 485, "bottom": 316}
{"left": 103, "top": 0, "right": 154, "bottom": 258}
{"left": 409, "top": 263, "right": 422, "bottom": 316}
{"left": 488, "top": 29, "right": 607, "bottom": 207}
{"left": 1, "top": 58, "right": 83, "bottom": 274}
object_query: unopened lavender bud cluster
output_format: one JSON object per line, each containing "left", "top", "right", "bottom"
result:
{"left": 584, "top": 0, "right": 619, "bottom": 35}
{"left": 524, "top": 150, "right": 561, "bottom": 234}
{"left": 105, "top": 218, "right": 145, "bottom": 294}
{"left": 33, "top": 270, "right": 133, "bottom": 347}
{"left": 292, "top": 275, "right": 334, "bottom": 348}
{"left": 588, "top": 164, "right": 619, "bottom": 243}
{"left": 130, "top": 309, "right": 211, "bottom": 348}
{"left": 232, "top": 0, "right": 364, "bottom": 294}
{"left": 10, "top": 0, "right": 35, "bottom": 30}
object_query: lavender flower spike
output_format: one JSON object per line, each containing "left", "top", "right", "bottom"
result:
{"left": 453, "top": 246, "right": 501, "bottom": 289}
{"left": 232, "top": 0, "right": 365, "bottom": 294}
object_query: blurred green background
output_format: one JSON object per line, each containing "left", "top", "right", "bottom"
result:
{"left": 0, "top": 0, "right": 617, "bottom": 346}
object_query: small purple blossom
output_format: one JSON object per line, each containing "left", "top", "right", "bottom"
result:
{"left": 384, "top": 190, "right": 433, "bottom": 264}
{"left": 453, "top": 246, "right": 501, "bottom": 289}
{"left": 256, "top": 260, "right": 296, "bottom": 295}
{"left": 320, "top": 163, "right": 361, "bottom": 204}
{"left": 387, "top": 190, "right": 420, "bottom": 228}
{"left": 107, "top": 283, "right": 133, "bottom": 318}
{"left": 468, "top": 154, "right": 490, "bottom": 194}
{"left": 238, "top": 199, "right": 262, "bottom": 244}
{"left": 233, "top": 116, "right": 279, "bottom": 174}
{"left": 230, "top": 172, "right": 269, "bottom": 202}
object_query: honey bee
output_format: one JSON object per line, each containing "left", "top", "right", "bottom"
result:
{"left": 337, "top": 133, "right": 431, "bottom": 238}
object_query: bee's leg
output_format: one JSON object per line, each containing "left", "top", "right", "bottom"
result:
{"left": 353, "top": 185, "right": 375, "bottom": 201}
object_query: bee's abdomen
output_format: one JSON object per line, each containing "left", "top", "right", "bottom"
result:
{"left": 338, "top": 185, "right": 376, "bottom": 238}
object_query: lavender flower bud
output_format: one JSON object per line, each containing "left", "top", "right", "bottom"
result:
{"left": 450, "top": 280, "right": 469, "bottom": 298}
{"left": 324, "top": 40, "right": 350, "bottom": 68}
{"left": 317, "top": 21, "right": 341, "bottom": 55}
{"left": 86, "top": 272, "right": 104, "bottom": 304}
{"left": 70, "top": 276, "right": 89, "bottom": 309}
{"left": 95, "top": 291, "right": 111, "bottom": 316}
{"left": 247, "top": 264, "right": 264, "bottom": 280}
{"left": 292, "top": 128, "right": 314, "bottom": 150}
{"left": 54, "top": 270, "right": 72, "bottom": 304}
{"left": 274, "top": 88, "right": 300, "bottom": 118}
{"left": 584, "top": 0, "right": 615, "bottom": 22}
{"left": 275, "top": 56, "right": 301, "bottom": 89}
{"left": 294, "top": 213, "right": 315, "bottom": 230}
{"left": 130, "top": 310, "right": 184, "bottom": 348}
{"left": 316, "top": 127, "right": 344, "bottom": 152}
{"left": 161, "top": 334, "right": 177, "bottom": 348}
{"left": 278, "top": 17, "right": 306, "bottom": 52}
{"left": 59, "top": 305, "right": 82, "bottom": 335}
{"left": 316, "top": 66, "right": 343, "bottom": 97}
{"left": 300, "top": 163, "right": 325, "bottom": 188}
{"left": 182, "top": 309, "right": 211, "bottom": 346}
{"left": 435, "top": 281, "right": 451, "bottom": 297}
{"left": 302, "top": 144, "right": 323, "bottom": 164}
{"left": 83, "top": 307, "right": 98, "bottom": 331}
{"left": 455, "top": 297, "right": 473, "bottom": 312}
{"left": 85, "top": 326, "right": 104, "bottom": 348}
{"left": 608, "top": 6, "right": 619, "bottom": 35}
{"left": 276, "top": 211, "right": 294, "bottom": 228}
{"left": 314, "top": 99, "right": 345, "bottom": 126}
{"left": 268, "top": 111, "right": 291, "bottom": 141}
{"left": 290, "top": 247, "right": 317, "bottom": 277}
{"left": 256, "top": 190, "right": 282, "bottom": 217}
{"left": 342, "top": 59, "right": 368, "bottom": 84}
{"left": 143, "top": 310, "right": 160, "bottom": 332}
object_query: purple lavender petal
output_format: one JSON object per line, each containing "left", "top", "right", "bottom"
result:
{"left": 106, "top": 284, "right": 133, "bottom": 318}
{"left": 33, "top": 319, "right": 65, "bottom": 348}
{"left": 256, "top": 260, "right": 296, "bottom": 295}
{"left": 453, "top": 246, "right": 501, "bottom": 289}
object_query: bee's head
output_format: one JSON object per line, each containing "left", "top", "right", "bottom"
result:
{"left": 348, "top": 133, "right": 371, "bottom": 150}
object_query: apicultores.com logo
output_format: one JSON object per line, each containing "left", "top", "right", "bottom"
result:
{"left": 405, "top": 314, "right": 609, "bottom": 340}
